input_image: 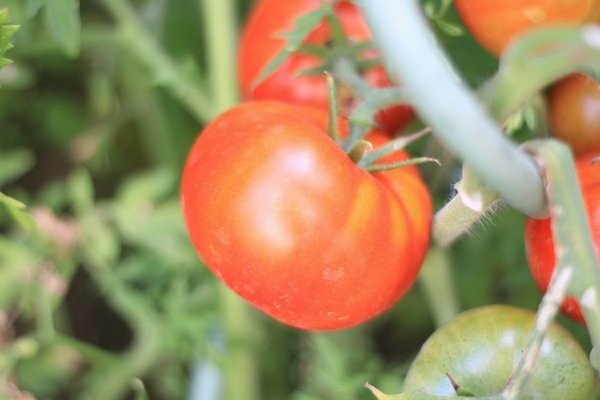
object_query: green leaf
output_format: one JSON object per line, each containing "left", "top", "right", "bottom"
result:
{"left": 0, "top": 149, "right": 35, "bottom": 187}
{"left": 0, "top": 8, "right": 19, "bottom": 71}
{"left": 0, "top": 192, "right": 36, "bottom": 231}
{"left": 436, "top": 20, "right": 464, "bottom": 37}
{"left": 251, "top": 3, "right": 332, "bottom": 89}
{"left": 43, "top": 0, "right": 80, "bottom": 57}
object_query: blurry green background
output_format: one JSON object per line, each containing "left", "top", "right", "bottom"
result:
{"left": 0, "top": 1, "right": 590, "bottom": 399}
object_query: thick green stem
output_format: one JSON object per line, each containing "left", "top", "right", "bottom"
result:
{"left": 362, "top": 0, "right": 546, "bottom": 218}
{"left": 484, "top": 26, "right": 600, "bottom": 121}
{"left": 435, "top": 25, "right": 600, "bottom": 247}
{"left": 199, "top": 1, "right": 259, "bottom": 400}
{"left": 99, "top": 0, "right": 214, "bottom": 123}
{"left": 527, "top": 140, "right": 600, "bottom": 370}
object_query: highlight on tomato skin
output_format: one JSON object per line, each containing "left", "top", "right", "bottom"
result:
{"left": 454, "top": 0, "right": 600, "bottom": 56}
{"left": 237, "top": 0, "right": 414, "bottom": 135}
{"left": 548, "top": 74, "right": 600, "bottom": 156}
{"left": 524, "top": 152, "right": 600, "bottom": 324}
{"left": 180, "top": 101, "right": 431, "bottom": 330}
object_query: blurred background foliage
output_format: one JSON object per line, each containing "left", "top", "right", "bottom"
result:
{"left": 0, "top": 0, "right": 590, "bottom": 399}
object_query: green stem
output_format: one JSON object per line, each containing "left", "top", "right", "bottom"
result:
{"left": 81, "top": 252, "right": 161, "bottom": 399}
{"left": 358, "top": 127, "right": 430, "bottom": 166}
{"left": 201, "top": 0, "right": 239, "bottom": 112}
{"left": 219, "top": 287, "right": 259, "bottom": 400}
{"left": 366, "top": 157, "right": 440, "bottom": 173}
{"left": 200, "top": 1, "right": 259, "bottom": 400}
{"left": 433, "top": 194, "right": 500, "bottom": 247}
{"left": 503, "top": 266, "right": 573, "bottom": 399}
{"left": 484, "top": 26, "right": 600, "bottom": 121}
{"left": 98, "top": 0, "right": 214, "bottom": 123}
{"left": 526, "top": 139, "right": 600, "bottom": 370}
{"left": 417, "top": 248, "right": 460, "bottom": 327}
{"left": 326, "top": 73, "right": 341, "bottom": 142}
{"left": 363, "top": 0, "right": 546, "bottom": 218}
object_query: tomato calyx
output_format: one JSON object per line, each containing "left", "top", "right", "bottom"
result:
{"left": 446, "top": 373, "right": 476, "bottom": 397}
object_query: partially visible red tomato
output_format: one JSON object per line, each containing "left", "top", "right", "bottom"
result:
{"left": 181, "top": 101, "right": 431, "bottom": 330}
{"left": 454, "top": 0, "right": 600, "bottom": 56}
{"left": 548, "top": 74, "right": 600, "bottom": 156}
{"left": 524, "top": 152, "right": 600, "bottom": 323}
{"left": 238, "top": 0, "right": 413, "bottom": 135}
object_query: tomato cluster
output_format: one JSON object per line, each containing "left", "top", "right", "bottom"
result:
{"left": 182, "top": 0, "right": 432, "bottom": 330}
{"left": 238, "top": 0, "right": 413, "bottom": 135}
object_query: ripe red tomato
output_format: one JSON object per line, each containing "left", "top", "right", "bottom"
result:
{"left": 548, "top": 74, "right": 600, "bottom": 156}
{"left": 524, "top": 152, "right": 600, "bottom": 323}
{"left": 181, "top": 101, "right": 431, "bottom": 330}
{"left": 403, "top": 305, "right": 596, "bottom": 399}
{"left": 454, "top": 0, "right": 600, "bottom": 56}
{"left": 237, "top": 0, "right": 413, "bottom": 135}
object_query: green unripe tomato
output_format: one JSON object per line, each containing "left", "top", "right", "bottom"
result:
{"left": 403, "top": 305, "right": 596, "bottom": 399}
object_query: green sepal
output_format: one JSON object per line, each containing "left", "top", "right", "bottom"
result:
{"left": 250, "top": 2, "right": 334, "bottom": 89}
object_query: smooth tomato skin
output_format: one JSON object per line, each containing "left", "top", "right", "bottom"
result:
{"left": 525, "top": 152, "right": 600, "bottom": 323}
{"left": 181, "top": 102, "right": 431, "bottom": 330}
{"left": 454, "top": 0, "right": 600, "bottom": 56}
{"left": 238, "top": 0, "right": 413, "bottom": 135}
{"left": 403, "top": 306, "right": 596, "bottom": 399}
{"left": 549, "top": 74, "right": 600, "bottom": 156}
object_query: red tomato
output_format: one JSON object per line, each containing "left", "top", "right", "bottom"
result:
{"left": 237, "top": 0, "right": 413, "bottom": 135}
{"left": 524, "top": 152, "right": 600, "bottom": 323}
{"left": 181, "top": 102, "right": 431, "bottom": 330}
{"left": 548, "top": 74, "right": 600, "bottom": 156}
{"left": 454, "top": 0, "right": 600, "bottom": 56}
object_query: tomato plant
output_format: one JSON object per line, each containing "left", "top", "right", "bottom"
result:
{"left": 548, "top": 74, "right": 600, "bottom": 156}
{"left": 403, "top": 305, "right": 596, "bottom": 399}
{"left": 525, "top": 152, "right": 600, "bottom": 323}
{"left": 237, "top": 0, "right": 413, "bottom": 135}
{"left": 181, "top": 101, "right": 431, "bottom": 330}
{"left": 454, "top": 0, "right": 600, "bottom": 56}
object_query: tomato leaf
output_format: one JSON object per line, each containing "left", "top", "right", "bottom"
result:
{"left": 0, "top": 9, "right": 19, "bottom": 71}
{"left": 436, "top": 20, "right": 464, "bottom": 37}
{"left": 251, "top": 3, "right": 332, "bottom": 89}
{"left": 0, "top": 192, "right": 36, "bottom": 232}
{"left": 43, "top": 0, "right": 81, "bottom": 57}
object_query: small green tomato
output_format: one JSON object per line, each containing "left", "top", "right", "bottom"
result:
{"left": 403, "top": 305, "right": 596, "bottom": 399}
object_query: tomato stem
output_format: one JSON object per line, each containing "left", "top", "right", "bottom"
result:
{"left": 433, "top": 166, "right": 500, "bottom": 248}
{"left": 524, "top": 139, "right": 600, "bottom": 373}
{"left": 363, "top": 0, "right": 546, "bottom": 217}
{"left": 79, "top": 249, "right": 161, "bottom": 399}
{"left": 503, "top": 265, "right": 573, "bottom": 400}
{"left": 366, "top": 157, "right": 440, "bottom": 173}
{"left": 98, "top": 0, "right": 215, "bottom": 124}
{"left": 484, "top": 26, "right": 600, "bottom": 121}
{"left": 358, "top": 127, "right": 430, "bottom": 167}
{"left": 326, "top": 72, "right": 341, "bottom": 142}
